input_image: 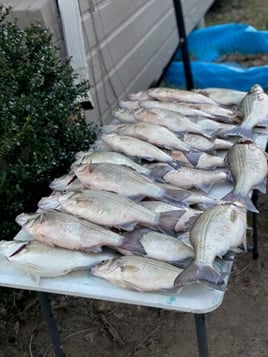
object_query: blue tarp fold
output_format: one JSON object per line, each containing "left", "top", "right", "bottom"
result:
{"left": 164, "top": 23, "right": 268, "bottom": 90}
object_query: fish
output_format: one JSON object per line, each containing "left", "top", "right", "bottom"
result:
{"left": 132, "top": 108, "right": 216, "bottom": 138}
{"left": 186, "top": 103, "right": 239, "bottom": 123}
{"left": 223, "top": 84, "right": 268, "bottom": 139}
{"left": 0, "top": 239, "right": 117, "bottom": 282}
{"left": 38, "top": 190, "right": 184, "bottom": 236}
{"left": 156, "top": 183, "right": 221, "bottom": 208}
{"left": 170, "top": 150, "right": 225, "bottom": 170}
{"left": 195, "top": 87, "right": 247, "bottom": 106}
{"left": 223, "top": 138, "right": 268, "bottom": 212}
{"left": 148, "top": 163, "right": 228, "bottom": 193}
{"left": 102, "top": 121, "right": 201, "bottom": 150}
{"left": 139, "top": 100, "right": 217, "bottom": 118}
{"left": 91, "top": 255, "right": 184, "bottom": 292}
{"left": 101, "top": 133, "right": 181, "bottom": 163}
{"left": 15, "top": 211, "right": 124, "bottom": 253}
{"left": 182, "top": 133, "right": 233, "bottom": 152}
{"left": 128, "top": 91, "right": 151, "bottom": 101}
{"left": 72, "top": 162, "right": 192, "bottom": 204}
{"left": 139, "top": 201, "right": 203, "bottom": 232}
{"left": 118, "top": 100, "right": 141, "bottom": 111}
{"left": 174, "top": 201, "right": 248, "bottom": 291}
{"left": 147, "top": 87, "right": 218, "bottom": 105}
{"left": 112, "top": 108, "right": 137, "bottom": 123}
{"left": 71, "top": 150, "right": 151, "bottom": 175}
{"left": 118, "top": 228, "right": 194, "bottom": 267}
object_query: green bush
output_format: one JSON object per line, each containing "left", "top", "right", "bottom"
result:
{"left": 0, "top": 9, "right": 97, "bottom": 240}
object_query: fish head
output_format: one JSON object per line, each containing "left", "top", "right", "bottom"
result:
{"left": 91, "top": 258, "right": 122, "bottom": 277}
{"left": 0, "top": 240, "right": 28, "bottom": 259}
{"left": 38, "top": 192, "right": 67, "bottom": 210}
{"left": 49, "top": 173, "right": 76, "bottom": 191}
{"left": 15, "top": 212, "right": 40, "bottom": 228}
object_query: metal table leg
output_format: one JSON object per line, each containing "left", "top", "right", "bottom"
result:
{"left": 37, "top": 292, "right": 65, "bottom": 357}
{"left": 252, "top": 190, "right": 259, "bottom": 260}
{"left": 194, "top": 313, "right": 209, "bottom": 357}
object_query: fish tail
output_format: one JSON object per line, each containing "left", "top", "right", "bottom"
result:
{"left": 157, "top": 210, "right": 187, "bottom": 236}
{"left": 162, "top": 188, "right": 191, "bottom": 206}
{"left": 223, "top": 192, "right": 258, "bottom": 213}
{"left": 149, "top": 163, "right": 173, "bottom": 181}
{"left": 119, "top": 229, "right": 148, "bottom": 255}
{"left": 222, "top": 126, "right": 254, "bottom": 140}
{"left": 173, "top": 262, "right": 226, "bottom": 291}
{"left": 201, "top": 128, "right": 219, "bottom": 139}
{"left": 184, "top": 151, "right": 203, "bottom": 166}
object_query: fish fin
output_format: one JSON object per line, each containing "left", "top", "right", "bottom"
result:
{"left": 195, "top": 182, "right": 213, "bottom": 194}
{"left": 175, "top": 214, "right": 200, "bottom": 233}
{"left": 158, "top": 210, "right": 187, "bottom": 236}
{"left": 169, "top": 160, "right": 182, "bottom": 170}
{"left": 148, "top": 164, "right": 173, "bottom": 181}
{"left": 221, "top": 251, "right": 236, "bottom": 261}
{"left": 223, "top": 192, "right": 258, "bottom": 213}
{"left": 162, "top": 188, "right": 191, "bottom": 206}
{"left": 184, "top": 151, "right": 203, "bottom": 166}
{"left": 122, "top": 280, "right": 144, "bottom": 291}
{"left": 254, "top": 178, "right": 267, "bottom": 193}
{"left": 128, "top": 194, "right": 146, "bottom": 202}
{"left": 116, "top": 222, "right": 138, "bottom": 232}
{"left": 223, "top": 126, "right": 255, "bottom": 140}
{"left": 86, "top": 245, "right": 103, "bottom": 253}
{"left": 119, "top": 230, "right": 147, "bottom": 255}
{"left": 173, "top": 262, "right": 226, "bottom": 291}
{"left": 170, "top": 257, "right": 193, "bottom": 269}
{"left": 201, "top": 128, "right": 219, "bottom": 139}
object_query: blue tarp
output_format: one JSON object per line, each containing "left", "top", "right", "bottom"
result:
{"left": 164, "top": 23, "right": 268, "bottom": 91}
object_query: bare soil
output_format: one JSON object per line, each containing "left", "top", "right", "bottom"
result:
{"left": 1, "top": 1, "right": 268, "bottom": 357}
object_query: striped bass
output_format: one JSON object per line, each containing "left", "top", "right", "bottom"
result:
{"left": 91, "top": 255, "right": 184, "bottom": 292}
{"left": 0, "top": 240, "right": 117, "bottom": 282}
{"left": 15, "top": 211, "right": 123, "bottom": 253}
{"left": 174, "top": 202, "right": 247, "bottom": 290}
{"left": 38, "top": 190, "right": 183, "bottom": 236}
{"left": 223, "top": 138, "right": 268, "bottom": 212}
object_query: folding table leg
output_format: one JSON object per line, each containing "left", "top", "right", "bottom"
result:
{"left": 252, "top": 190, "right": 259, "bottom": 260}
{"left": 37, "top": 292, "right": 65, "bottom": 357}
{"left": 194, "top": 313, "right": 209, "bottom": 357}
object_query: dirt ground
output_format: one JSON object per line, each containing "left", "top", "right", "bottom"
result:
{"left": 1, "top": 1, "right": 268, "bottom": 356}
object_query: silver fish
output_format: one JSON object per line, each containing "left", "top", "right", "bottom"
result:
{"left": 15, "top": 211, "right": 123, "bottom": 253}
{"left": 104, "top": 121, "right": 198, "bottom": 151}
{"left": 195, "top": 87, "right": 246, "bottom": 106}
{"left": 72, "top": 162, "right": 192, "bottom": 205}
{"left": 187, "top": 103, "right": 239, "bottom": 123}
{"left": 149, "top": 163, "right": 228, "bottom": 193}
{"left": 71, "top": 150, "right": 150, "bottom": 175}
{"left": 147, "top": 87, "right": 218, "bottom": 105}
{"left": 223, "top": 84, "right": 268, "bottom": 139}
{"left": 0, "top": 239, "right": 117, "bottom": 281}
{"left": 91, "top": 255, "right": 183, "bottom": 292}
{"left": 174, "top": 202, "right": 247, "bottom": 290}
{"left": 128, "top": 91, "right": 151, "bottom": 101}
{"left": 119, "top": 228, "right": 194, "bottom": 267}
{"left": 140, "top": 201, "right": 203, "bottom": 232}
{"left": 139, "top": 100, "right": 216, "bottom": 118}
{"left": 223, "top": 138, "right": 268, "bottom": 212}
{"left": 112, "top": 108, "right": 137, "bottom": 123}
{"left": 118, "top": 100, "right": 141, "bottom": 111}
{"left": 101, "top": 133, "right": 181, "bottom": 162}
{"left": 132, "top": 108, "right": 215, "bottom": 138}
{"left": 38, "top": 190, "right": 183, "bottom": 236}
{"left": 182, "top": 133, "right": 233, "bottom": 152}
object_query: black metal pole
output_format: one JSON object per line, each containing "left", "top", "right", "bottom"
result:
{"left": 173, "top": 0, "right": 194, "bottom": 90}
{"left": 194, "top": 314, "right": 209, "bottom": 357}
{"left": 252, "top": 190, "right": 259, "bottom": 259}
{"left": 37, "top": 292, "right": 65, "bottom": 357}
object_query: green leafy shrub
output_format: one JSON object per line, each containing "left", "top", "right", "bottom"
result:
{"left": 0, "top": 10, "right": 97, "bottom": 240}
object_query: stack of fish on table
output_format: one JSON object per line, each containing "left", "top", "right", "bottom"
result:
{"left": 1, "top": 84, "right": 268, "bottom": 293}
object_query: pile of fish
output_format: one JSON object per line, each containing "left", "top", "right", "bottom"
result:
{"left": 1, "top": 84, "right": 268, "bottom": 293}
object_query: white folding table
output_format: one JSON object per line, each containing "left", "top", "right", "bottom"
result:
{"left": 1, "top": 133, "right": 267, "bottom": 357}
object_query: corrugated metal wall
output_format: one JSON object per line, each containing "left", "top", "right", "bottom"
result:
{"left": 3, "top": 0, "right": 214, "bottom": 125}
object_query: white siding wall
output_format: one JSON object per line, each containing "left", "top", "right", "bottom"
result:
{"left": 3, "top": 0, "right": 214, "bottom": 125}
